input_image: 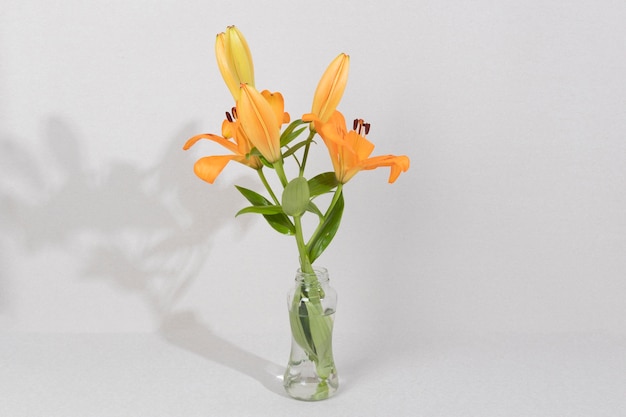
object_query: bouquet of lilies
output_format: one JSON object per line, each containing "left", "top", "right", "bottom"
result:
{"left": 183, "top": 26, "right": 409, "bottom": 398}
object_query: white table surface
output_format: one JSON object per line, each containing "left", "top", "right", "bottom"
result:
{"left": 2, "top": 314, "right": 625, "bottom": 417}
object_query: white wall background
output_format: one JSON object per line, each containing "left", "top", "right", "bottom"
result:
{"left": 1, "top": 0, "right": 625, "bottom": 337}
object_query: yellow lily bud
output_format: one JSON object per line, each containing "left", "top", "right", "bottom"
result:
{"left": 215, "top": 26, "right": 255, "bottom": 100}
{"left": 310, "top": 53, "right": 350, "bottom": 123}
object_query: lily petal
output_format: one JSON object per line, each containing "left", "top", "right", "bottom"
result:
{"left": 193, "top": 155, "right": 238, "bottom": 184}
{"left": 311, "top": 53, "right": 350, "bottom": 123}
{"left": 261, "top": 90, "right": 290, "bottom": 125}
{"left": 183, "top": 114, "right": 264, "bottom": 184}
{"left": 356, "top": 154, "right": 411, "bottom": 183}
{"left": 225, "top": 26, "right": 254, "bottom": 87}
{"left": 316, "top": 110, "right": 348, "bottom": 145}
{"left": 215, "top": 26, "right": 254, "bottom": 100}
{"left": 315, "top": 110, "right": 410, "bottom": 184}
{"left": 215, "top": 33, "right": 240, "bottom": 100}
{"left": 183, "top": 133, "right": 239, "bottom": 154}
{"left": 345, "top": 130, "right": 375, "bottom": 160}
{"left": 238, "top": 84, "right": 281, "bottom": 163}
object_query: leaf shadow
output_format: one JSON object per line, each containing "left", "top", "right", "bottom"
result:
{"left": 1, "top": 116, "right": 285, "bottom": 394}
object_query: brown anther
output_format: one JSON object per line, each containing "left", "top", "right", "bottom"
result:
{"left": 225, "top": 112, "right": 233, "bottom": 123}
{"left": 352, "top": 118, "right": 371, "bottom": 135}
{"left": 231, "top": 107, "right": 238, "bottom": 119}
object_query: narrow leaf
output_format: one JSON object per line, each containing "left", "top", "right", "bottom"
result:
{"left": 308, "top": 192, "right": 344, "bottom": 263}
{"left": 281, "top": 127, "right": 307, "bottom": 148}
{"left": 235, "top": 185, "right": 295, "bottom": 235}
{"left": 282, "top": 139, "right": 313, "bottom": 159}
{"left": 305, "top": 301, "right": 334, "bottom": 378}
{"left": 235, "top": 185, "right": 270, "bottom": 205}
{"left": 280, "top": 119, "right": 307, "bottom": 147}
{"left": 289, "top": 290, "right": 318, "bottom": 360}
{"left": 235, "top": 205, "right": 284, "bottom": 216}
{"left": 306, "top": 201, "right": 324, "bottom": 219}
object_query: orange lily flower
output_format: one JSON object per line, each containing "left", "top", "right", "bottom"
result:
{"left": 215, "top": 26, "right": 255, "bottom": 100}
{"left": 183, "top": 111, "right": 262, "bottom": 184}
{"left": 315, "top": 110, "right": 410, "bottom": 184}
{"left": 303, "top": 53, "right": 350, "bottom": 123}
{"left": 237, "top": 84, "right": 289, "bottom": 164}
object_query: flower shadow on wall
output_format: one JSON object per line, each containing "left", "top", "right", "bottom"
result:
{"left": 0, "top": 117, "right": 284, "bottom": 395}
{"left": 1, "top": 117, "right": 230, "bottom": 316}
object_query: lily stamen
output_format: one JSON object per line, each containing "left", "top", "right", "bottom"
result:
{"left": 225, "top": 111, "right": 233, "bottom": 123}
{"left": 352, "top": 118, "right": 370, "bottom": 136}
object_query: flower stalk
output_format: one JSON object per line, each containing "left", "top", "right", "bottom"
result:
{"left": 298, "top": 128, "right": 318, "bottom": 176}
{"left": 256, "top": 168, "right": 279, "bottom": 205}
{"left": 294, "top": 215, "right": 313, "bottom": 273}
{"left": 272, "top": 159, "right": 289, "bottom": 188}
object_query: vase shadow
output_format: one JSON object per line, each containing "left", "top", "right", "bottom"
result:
{"left": 160, "top": 310, "right": 287, "bottom": 397}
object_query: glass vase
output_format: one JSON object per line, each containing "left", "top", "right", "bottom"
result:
{"left": 283, "top": 267, "right": 338, "bottom": 401}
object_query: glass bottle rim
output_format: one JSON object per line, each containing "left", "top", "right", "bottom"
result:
{"left": 295, "top": 267, "right": 329, "bottom": 282}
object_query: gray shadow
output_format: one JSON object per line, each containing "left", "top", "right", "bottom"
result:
{"left": 0, "top": 248, "right": 7, "bottom": 314}
{"left": 1, "top": 117, "right": 239, "bottom": 317}
{"left": 0, "top": 116, "right": 285, "bottom": 394}
{"left": 161, "top": 310, "right": 286, "bottom": 397}
{"left": 0, "top": 133, "right": 41, "bottom": 315}
{"left": 0, "top": 118, "right": 252, "bottom": 312}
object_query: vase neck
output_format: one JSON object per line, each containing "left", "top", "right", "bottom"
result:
{"left": 295, "top": 267, "right": 329, "bottom": 284}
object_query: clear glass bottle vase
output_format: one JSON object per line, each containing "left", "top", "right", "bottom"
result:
{"left": 283, "top": 267, "right": 338, "bottom": 401}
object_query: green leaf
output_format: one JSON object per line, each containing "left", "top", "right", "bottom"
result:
{"left": 288, "top": 286, "right": 317, "bottom": 358}
{"left": 235, "top": 185, "right": 268, "bottom": 205}
{"left": 308, "top": 172, "right": 338, "bottom": 198}
{"left": 259, "top": 155, "right": 273, "bottom": 168}
{"left": 306, "top": 201, "right": 324, "bottom": 219}
{"left": 282, "top": 177, "right": 310, "bottom": 217}
{"left": 305, "top": 301, "right": 334, "bottom": 378}
{"left": 280, "top": 119, "right": 307, "bottom": 147}
{"left": 235, "top": 186, "right": 295, "bottom": 235}
{"left": 281, "top": 127, "right": 307, "bottom": 148}
{"left": 282, "top": 139, "right": 313, "bottom": 159}
{"left": 308, "top": 191, "right": 344, "bottom": 263}
{"left": 235, "top": 205, "right": 284, "bottom": 216}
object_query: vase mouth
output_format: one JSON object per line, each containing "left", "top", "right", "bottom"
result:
{"left": 295, "top": 267, "right": 329, "bottom": 282}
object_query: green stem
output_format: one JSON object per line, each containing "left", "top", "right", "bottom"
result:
{"left": 298, "top": 129, "right": 317, "bottom": 176}
{"left": 273, "top": 159, "right": 288, "bottom": 188}
{"left": 256, "top": 168, "right": 279, "bottom": 205}
{"left": 327, "top": 183, "right": 343, "bottom": 214}
{"left": 294, "top": 215, "right": 313, "bottom": 273}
